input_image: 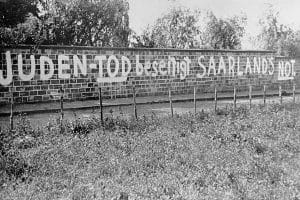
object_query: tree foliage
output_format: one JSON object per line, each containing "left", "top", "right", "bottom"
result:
{"left": 254, "top": 5, "right": 300, "bottom": 57}
{"left": 132, "top": 8, "right": 247, "bottom": 50}
{"left": 0, "top": 0, "right": 40, "bottom": 27}
{"left": 148, "top": 8, "right": 198, "bottom": 48}
{"left": 0, "top": 0, "right": 130, "bottom": 47}
{"left": 204, "top": 12, "right": 246, "bottom": 49}
{"left": 45, "top": 0, "right": 130, "bottom": 47}
{"left": 132, "top": 8, "right": 201, "bottom": 49}
{"left": 0, "top": 14, "right": 44, "bottom": 45}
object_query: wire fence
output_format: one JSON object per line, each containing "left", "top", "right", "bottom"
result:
{"left": 7, "top": 80, "right": 299, "bottom": 132}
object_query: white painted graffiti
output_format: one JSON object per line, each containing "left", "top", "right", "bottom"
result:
{"left": 0, "top": 51, "right": 296, "bottom": 86}
{"left": 278, "top": 60, "right": 296, "bottom": 80}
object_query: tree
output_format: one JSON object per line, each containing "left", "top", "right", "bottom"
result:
{"left": 131, "top": 27, "right": 155, "bottom": 48}
{"left": 132, "top": 8, "right": 247, "bottom": 50}
{"left": 0, "top": 0, "right": 131, "bottom": 47}
{"left": 0, "top": 14, "right": 44, "bottom": 45}
{"left": 254, "top": 5, "right": 300, "bottom": 57}
{"left": 204, "top": 12, "right": 247, "bottom": 49}
{"left": 43, "top": 0, "right": 130, "bottom": 47}
{"left": 132, "top": 7, "right": 201, "bottom": 49}
{"left": 0, "top": 0, "right": 40, "bottom": 27}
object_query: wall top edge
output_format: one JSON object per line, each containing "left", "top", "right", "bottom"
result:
{"left": 0, "top": 44, "right": 276, "bottom": 54}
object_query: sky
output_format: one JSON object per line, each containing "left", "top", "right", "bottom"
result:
{"left": 127, "top": 0, "right": 300, "bottom": 49}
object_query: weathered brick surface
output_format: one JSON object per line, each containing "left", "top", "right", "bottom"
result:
{"left": 0, "top": 45, "right": 299, "bottom": 104}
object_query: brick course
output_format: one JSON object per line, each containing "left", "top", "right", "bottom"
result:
{"left": 0, "top": 45, "right": 299, "bottom": 104}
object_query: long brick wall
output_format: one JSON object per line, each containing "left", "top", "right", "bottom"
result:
{"left": 0, "top": 45, "right": 298, "bottom": 104}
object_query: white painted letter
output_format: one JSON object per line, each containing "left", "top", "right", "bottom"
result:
{"left": 217, "top": 56, "right": 226, "bottom": 75}
{"left": 262, "top": 58, "right": 268, "bottom": 74}
{"left": 144, "top": 60, "right": 151, "bottom": 76}
{"left": 168, "top": 57, "right": 176, "bottom": 77}
{"left": 0, "top": 51, "right": 13, "bottom": 85}
{"left": 253, "top": 57, "right": 261, "bottom": 74}
{"left": 228, "top": 56, "right": 235, "bottom": 76}
{"left": 58, "top": 55, "right": 70, "bottom": 79}
{"left": 184, "top": 57, "right": 191, "bottom": 76}
{"left": 268, "top": 57, "right": 274, "bottom": 75}
{"left": 291, "top": 60, "right": 296, "bottom": 76}
{"left": 245, "top": 57, "right": 252, "bottom": 74}
{"left": 159, "top": 60, "right": 167, "bottom": 76}
{"left": 197, "top": 56, "right": 206, "bottom": 78}
{"left": 179, "top": 61, "right": 187, "bottom": 80}
{"left": 40, "top": 56, "right": 54, "bottom": 80}
{"left": 107, "top": 55, "right": 119, "bottom": 78}
{"left": 73, "top": 55, "right": 87, "bottom": 77}
{"left": 18, "top": 54, "right": 35, "bottom": 81}
{"left": 237, "top": 57, "right": 243, "bottom": 76}
{"left": 94, "top": 55, "right": 106, "bottom": 78}
{"left": 136, "top": 55, "right": 143, "bottom": 76}
{"left": 285, "top": 62, "right": 291, "bottom": 77}
{"left": 278, "top": 61, "right": 285, "bottom": 78}
{"left": 208, "top": 56, "right": 216, "bottom": 76}
{"left": 121, "top": 56, "right": 131, "bottom": 77}
{"left": 152, "top": 61, "right": 158, "bottom": 77}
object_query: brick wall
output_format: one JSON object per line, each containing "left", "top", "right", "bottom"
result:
{"left": 0, "top": 45, "right": 298, "bottom": 104}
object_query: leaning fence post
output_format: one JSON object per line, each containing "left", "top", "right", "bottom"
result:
{"left": 60, "top": 87, "right": 64, "bottom": 133}
{"left": 169, "top": 88, "right": 174, "bottom": 117}
{"left": 233, "top": 84, "right": 237, "bottom": 110}
{"left": 293, "top": 82, "right": 296, "bottom": 104}
{"left": 10, "top": 86, "right": 14, "bottom": 131}
{"left": 279, "top": 85, "right": 282, "bottom": 105}
{"left": 98, "top": 87, "right": 104, "bottom": 125}
{"left": 263, "top": 85, "right": 266, "bottom": 107}
{"left": 132, "top": 85, "right": 137, "bottom": 120}
{"left": 214, "top": 85, "right": 218, "bottom": 113}
{"left": 194, "top": 86, "right": 197, "bottom": 114}
{"left": 249, "top": 85, "right": 252, "bottom": 109}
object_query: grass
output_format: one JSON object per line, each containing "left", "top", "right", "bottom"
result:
{"left": 0, "top": 103, "right": 300, "bottom": 200}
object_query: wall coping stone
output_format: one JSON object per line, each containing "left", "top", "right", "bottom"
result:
{"left": 1, "top": 44, "right": 276, "bottom": 54}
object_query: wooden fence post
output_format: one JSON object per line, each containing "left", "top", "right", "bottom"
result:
{"left": 194, "top": 86, "right": 197, "bottom": 114}
{"left": 293, "top": 82, "right": 296, "bottom": 104}
{"left": 214, "top": 85, "right": 218, "bottom": 113}
{"left": 279, "top": 85, "right": 282, "bottom": 105}
{"left": 169, "top": 88, "right": 174, "bottom": 117}
{"left": 249, "top": 85, "right": 252, "bottom": 109}
{"left": 263, "top": 85, "right": 266, "bottom": 107}
{"left": 98, "top": 87, "right": 104, "bottom": 125}
{"left": 60, "top": 87, "right": 64, "bottom": 133}
{"left": 133, "top": 86, "right": 137, "bottom": 120}
{"left": 10, "top": 86, "right": 14, "bottom": 131}
{"left": 233, "top": 84, "right": 237, "bottom": 110}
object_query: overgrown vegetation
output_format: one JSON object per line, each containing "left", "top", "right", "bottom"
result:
{"left": 0, "top": 103, "right": 299, "bottom": 199}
